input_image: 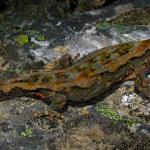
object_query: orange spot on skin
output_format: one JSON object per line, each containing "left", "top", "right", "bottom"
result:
{"left": 35, "top": 92, "right": 47, "bottom": 99}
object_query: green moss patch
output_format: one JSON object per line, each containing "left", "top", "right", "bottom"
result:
{"left": 96, "top": 22, "right": 129, "bottom": 33}
{"left": 94, "top": 103, "right": 138, "bottom": 127}
{"left": 15, "top": 34, "right": 29, "bottom": 46}
{"left": 20, "top": 127, "right": 33, "bottom": 137}
{"left": 36, "top": 35, "right": 45, "bottom": 41}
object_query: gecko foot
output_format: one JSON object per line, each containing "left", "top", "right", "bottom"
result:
{"left": 48, "top": 92, "right": 67, "bottom": 112}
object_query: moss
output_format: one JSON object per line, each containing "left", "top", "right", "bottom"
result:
{"left": 15, "top": 34, "right": 29, "bottom": 46}
{"left": 36, "top": 35, "right": 45, "bottom": 41}
{"left": 96, "top": 22, "right": 112, "bottom": 30}
{"left": 20, "top": 127, "right": 33, "bottom": 137}
{"left": 96, "top": 22, "right": 129, "bottom": 33}
{"left": 94, "top": 103, "right": 138, "bottom": 127}
{"left": 114, "top": 24, "right": 128, "bottom": 33}
{"left": 95, "top": 103, "right": 122, "bottom": 121}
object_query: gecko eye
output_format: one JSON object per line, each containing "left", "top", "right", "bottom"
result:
{"left": 144, "top": 69, "right": 150, "bottom": 80}
{"left": 145, "top": 71, "right": 150, "bottom": 86}
{"left": 147, "top": 74, "right": 150, "bottom": 83}
{"left": 146, "top": 73, "right": 150, "bottom": 80}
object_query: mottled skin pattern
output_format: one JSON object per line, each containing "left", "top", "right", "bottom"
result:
{"left": 0, "top": 39, "right": 150, "bottom": 112}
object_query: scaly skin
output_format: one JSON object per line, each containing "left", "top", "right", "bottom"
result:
{"left": 0, "top": 39, "right": 150, "bottom": 112}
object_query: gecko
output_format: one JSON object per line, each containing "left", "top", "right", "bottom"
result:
{"left": 0, "top": 39, "right": 150, "bottom": 114}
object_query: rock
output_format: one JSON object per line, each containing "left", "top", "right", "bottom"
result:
{"left": 0, "top": 0, "right": 150, "bottom": 149}
{"left": 0, "top": 0, "right": 116, "bottom": 19}
{"left": 108, "top": 7, "right": 150, "bottom": 25}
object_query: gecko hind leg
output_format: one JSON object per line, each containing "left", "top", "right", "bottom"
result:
{"left": 135, "top": 67, "right": 150, "bottom": 99}
{"left": 33, "top": 91, "right": 68, "bottom": 112}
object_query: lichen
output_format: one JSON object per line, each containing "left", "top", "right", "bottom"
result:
{"left": 15, "top": 34, "right": 29, "bottom": 46}
{"left": 96, "top": 22, "right": 112, "bottom": 29}
{"left": 94, "top": 103, "right": 138, "bottom": 127}
{"left": 96, "top": 22, "right": 129, "bottom": 33}
{"left": 36, "top": 35, "right": 45, "bottom": 41}
{"left": 95, "top": 103, "right": 122, "bottom": 121}
{"left": 20, "top": 127, "right": 33, "bottom": 137}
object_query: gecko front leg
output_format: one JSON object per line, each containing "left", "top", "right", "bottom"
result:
{"left": 48, "top": 92, "right": 67, "bottom": 112}
{"left": 135, "top": 66, "right": 150, "bottom": 99}
{"left": 32, "top": 92, "right": 67, "bottom": 120}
